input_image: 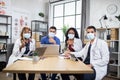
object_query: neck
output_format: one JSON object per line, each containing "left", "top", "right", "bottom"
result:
{"left": 69, "top": 38, "right": 74, "bottom": 40}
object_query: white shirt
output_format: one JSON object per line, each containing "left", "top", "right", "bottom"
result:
{"left": 71, "top": 38, "right": 109, "bottom": 80}
{"left": 6, "top": 38, "right": 35, "bottom": 67}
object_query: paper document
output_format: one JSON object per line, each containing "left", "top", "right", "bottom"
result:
{"left": 18, "top": 57, "right": 32, "bottom": 61}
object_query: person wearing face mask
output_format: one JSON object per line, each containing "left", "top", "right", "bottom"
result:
{"left": 6, "top": 27, "right": 35, "bottom": 80}
{"left": 62, "top": 26, "right": 109, "bottom": 80}
{"left": 41, "top": 26, "right": 60, "bottom": 45}
{"left": 40, "top": 26, "right": 60, "bottom": 80}
{"left": 65, "top": 27, "right": 82, "bottom": 52}
{"left": 61, "top": 27, "right": 83, "bottom": 80}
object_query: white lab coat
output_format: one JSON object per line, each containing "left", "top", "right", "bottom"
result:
{"left": 71, "top": 38, "right": 109, "bottom": 80}
{"left": 6, "top": 38, "right": 35, "bottom": 67}
{"left": 72, "top": 38, "right": 82, "bottom": 52}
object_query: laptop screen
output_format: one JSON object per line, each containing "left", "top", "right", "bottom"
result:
{"left": 40, "top": 44, "right": 60, "bottom": 56}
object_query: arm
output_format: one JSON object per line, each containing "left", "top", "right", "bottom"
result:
{"left": 71, "top": 45, "right": 87, "bottom": 58}
{"left": 32, "top": 39, "right": 36, "bottom": 51}
{"left": 41, "top": 37, "right": 45, "bottom": 44}
{"left": 91, "top": 41, "right": 110, "bottom": 67}
{"left": 56, "top": 38, "right": 60, "bottom": 45}
{"left": 73, "top": 39, "right": 82, "bottom": 52}
{"left": 51, "top": 37, "right": 60, "bottom": 45}
{"left": 6, "top": 39, "right": 25, "bottom": 67}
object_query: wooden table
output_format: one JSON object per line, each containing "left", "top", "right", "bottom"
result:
{"left": 3, "top": 56, "right": 93, "bottom": 80}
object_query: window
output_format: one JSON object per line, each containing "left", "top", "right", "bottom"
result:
{"left": 50, "top": 0, "right": 82, "bottom": 42}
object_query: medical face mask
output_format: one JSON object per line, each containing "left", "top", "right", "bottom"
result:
{"left": 87, "top": 33, "right": 95, "bottom": 40}
{"left": 49, "top": 32, "right": 55, "bottom": 37}
{"left": 23, "top": 33, "right": 31, "bottom": 39}
{"left": 68, "top": 34, "right": 75, "bottom": 39}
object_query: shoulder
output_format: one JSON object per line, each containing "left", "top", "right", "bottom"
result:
{"left": 41, "top": 36, "right": 48, "bottom": 39}
{"left": 98, "top": 38, "right": 107, "bottom": 45}
{"left": 41, "top": 36, "right": 48, "bottom": 41}
{"left": 31, "top": 38, "right": 35, "bottom": 42}
{"left": 54, "top": 36, "right": 60, "bottom": 40}
{"left": 74, "top": 38, "right": 81, "bottom": 41}
{"left": 15, "top": 38, "right": 21, "bottom": 43}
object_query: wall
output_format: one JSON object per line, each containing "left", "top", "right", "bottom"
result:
{"left": 90, "top": 0, "right": 120, "bottom": 28}
{"left": 11, "top": 0, "right": 49, "bottom": 21}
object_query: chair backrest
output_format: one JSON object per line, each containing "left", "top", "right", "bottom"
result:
{"left": 6, "top": 43, "right": 14, "bottom": 63}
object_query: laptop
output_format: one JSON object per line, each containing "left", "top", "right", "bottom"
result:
{"left": 34, "top": 47, "right": 47, "bottom": 56}
{"left": 40, "top": 44, "right": 60, "bottom": 56}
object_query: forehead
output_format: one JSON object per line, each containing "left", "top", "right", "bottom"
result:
{"left": 23, "top": 29, "right": 31, "bottom": 33}
{"left": 68, "top": 30, "right": 75, "bottom": 33}
{"left": 86, "top": 28, "right": 95, "bottom": 32}
{"left": 49, "top": 28, "right": 56, "bottom": 31}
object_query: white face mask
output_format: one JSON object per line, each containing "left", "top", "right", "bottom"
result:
{"left": 49, "top": 32, "right": 55, "bottom": 37}
{"left": 68, "top": 34, "right": 75, "bottom": 39}
{"left": 23, "top": 33, "right": 31, "bottom": 39}
{"left": 87, "top": 33, "right": 95, "bottom": 40}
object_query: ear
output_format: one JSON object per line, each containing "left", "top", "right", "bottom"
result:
{"left": 55, "top": 32, "right": 56, "bottom": 34}
{"left": 94, "top": 32, "right": 96, "bottom": 36}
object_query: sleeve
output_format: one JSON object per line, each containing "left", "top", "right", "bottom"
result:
{"left": 74, "top": 39, "right": 83, "bottom": 52}
{"left": 6, "top": 39, "right": 23, "bottom": 67}
{"left": 56, "top": 37, "right": 60, "bottom": 45}
{"left": 32, "top": 39, "right": 36, "bottom": 51}
{"left": 91, "top": 41, "right": 110, "bottom": 67}
{"left": 41, "top": 37, "right": 45, "bottom": 44}
{"left": 71, "top": 45, "right": 87, "bottom": 59}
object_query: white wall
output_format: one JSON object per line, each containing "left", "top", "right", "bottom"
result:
{"left": 90, "top": 0, "right": 120, "bottom": 28}
{"left": 11, "top": 0, "right": 49, "bottom": 21}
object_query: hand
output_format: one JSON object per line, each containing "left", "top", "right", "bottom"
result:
{"left": 64, "top": 50, "right": 71, "bottom": 58}
{"left": 67, "top": 39, "right": 74, "bottom": 45}
{"left": 49, "top": 38, "right": 56, "bottom": 44}
{"left": 87, "top": 64, "right": 93, "bottom": 68}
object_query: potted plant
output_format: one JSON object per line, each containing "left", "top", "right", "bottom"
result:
{"left": 61, "top": 25, "right": 69, "bottom": 52}
{"left": 38, "top": 12, "right": 44, "bottom": 17}
{"left": 33, "top": 52, "right": 39, "bottom": 62}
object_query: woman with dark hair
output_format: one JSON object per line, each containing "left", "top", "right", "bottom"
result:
{"left": 61, "top": 27, "right": 83, "bottom": 80}
{"left": 65, "top": 27, "right": 82, "bottom": 52}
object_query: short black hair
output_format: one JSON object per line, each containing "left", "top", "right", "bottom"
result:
{"left": 50, "top": 26, "right": 57, "bottom": 31}
{"left": 86, "top": 26, "right": 96, "bottom": 32}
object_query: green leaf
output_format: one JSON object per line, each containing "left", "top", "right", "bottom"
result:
{"left": 61, "top": 25, "right": 69, "bottom": 36}
{"left": 33, "top": 52, "right": 38, "bottom": 56}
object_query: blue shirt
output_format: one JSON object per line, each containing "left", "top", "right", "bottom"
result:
{"left": 41, "top": 36, "right": 60, "bottom": 45}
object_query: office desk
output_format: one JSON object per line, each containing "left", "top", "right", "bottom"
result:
{"left": 3, "top": 56, "right": 93, "bottom": 80}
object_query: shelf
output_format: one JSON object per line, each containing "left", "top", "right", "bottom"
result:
{"left": 109, "top": 64, "right": 120, "bottom": 66}
{"left": 0, "top": 23, "right": 11, "bottom": 25}
{"left": 32, "top": 31, "right": 47, "bottom": 32}
{"left": 106, "top": 40, "right": 119, "bottom": 42}
{"left": 111, "top": 52, "right": 120, "bottom": 54}
{"left": 31, "top": 20, "right": 47, "bottom": 23}
{"left": 97, "top": 27, "right": 119, "bottom": 30}
{"left": 0, "top": 14, "right": 12, "bottom": 17}
{"left": 0, "top": 49, "right": 7, "bottom": 54}
{"left": 107, "top": 74, "right": 120, "bottom": 79}
{"left": 0, "top": 36, "right": 9, "bottom": 39}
